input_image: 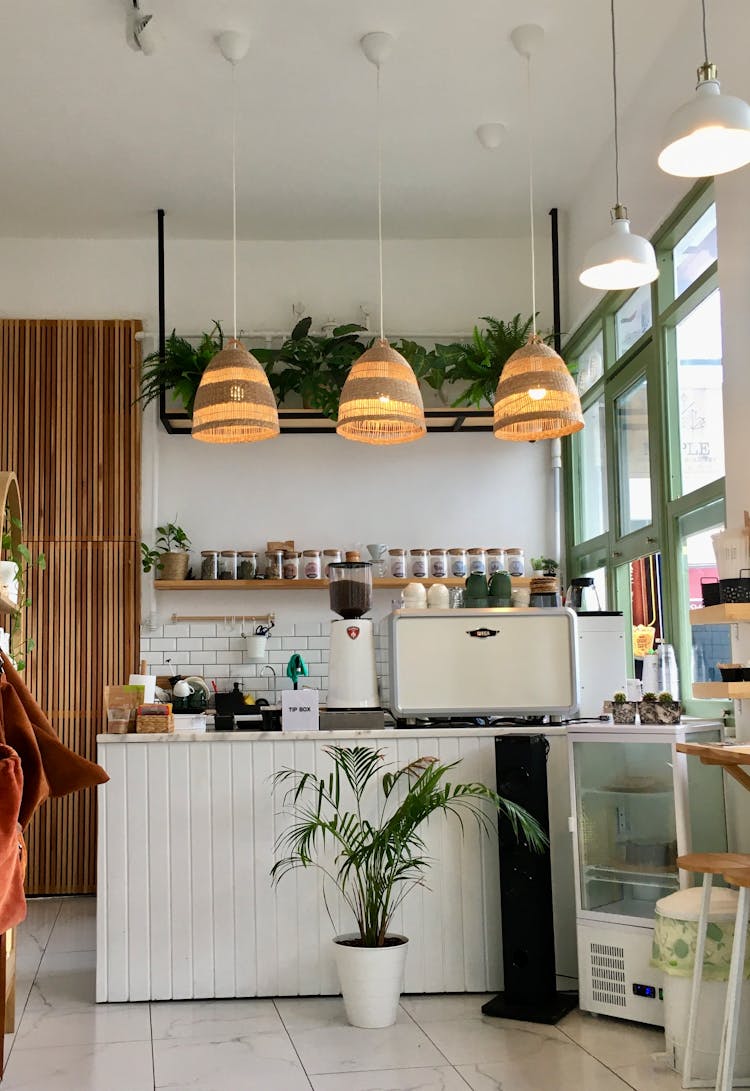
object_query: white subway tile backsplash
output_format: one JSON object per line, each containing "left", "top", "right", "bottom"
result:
{"left": 198, "top": 650, "right": 217, "bottom": 665}
{"left": 266, "top": 637, "right": 282, "bottom": 651}
{"left": 294, "top": 623, "right": 321, "bottom": 637}
{"left": 175, "top": 639, "right": 205, "bottom": 652}
{"left": 140, "top": 639, "right": 151, "bottom": 651}
{"left": 307, "top": 637, "right": 330, "bottom": 649}
{"left": 212, "top": 664, "right": 232, "bottom": 678}
{"left": 151, "top": 638, "right": 177, "bottom": 651}
{"left": 229, "top": 638, "right": 246, "bottom": 651}
{"left": 307, "top": 663, "right": 327, "bottom": 677}
{"left": 302, "top": 649, "right": 322, "bottom": 663}
{"left": 268, "top": 650, "right": 291, "bottom": 664}
{"left": 204, "top": 638, "right": 230, "bottom": 651}
{"left": 141, "top": 651, "right": 164, "bottom": 666}
{"left": 268, "top": 623, "right": 294, "bottom": 638}
{"left": 163, "top": 623, "right": 191, "bottom": 638}
{"left": 217, "top": 651, "right": 244, "bottom": 665}
{"left": 282, "top": 637, "right": 303, "bottom": 649}
{"left": 188, "top": 623, "right": 217, "bottom": 638}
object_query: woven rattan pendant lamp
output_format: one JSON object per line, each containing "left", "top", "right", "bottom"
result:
{"left": 493, "top": 26, "right": 583, "bottom": 443}
{"left": 192, "top": 31, "right": 279, "bottom": 445}
{"left": 336, "top": 32, "right": 426, "bottom": 446}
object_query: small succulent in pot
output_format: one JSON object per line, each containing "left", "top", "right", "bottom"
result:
{"left": 641, "top": 692, "right": 658, "bottom": 703}
{"left": 640, "top": 691, "right": 681, "bottom": 725}
{"left": 611, "top": 691, "right": 637, "bottom": 724}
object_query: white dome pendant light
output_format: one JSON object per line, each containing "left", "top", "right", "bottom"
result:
{"left": 493, "top": 26, "right": 583, "bottom": 443}
{"left": 336, "top": 32, "right": 426, "bottom": 445}
{"left": 192, "top": 31, "right": 280, "bottom": 444}
{"left": 579, "top": 1, "right": 658, "bottom": 291}
{"left": 658, "top": 0, "right": 750, "bottom": 177}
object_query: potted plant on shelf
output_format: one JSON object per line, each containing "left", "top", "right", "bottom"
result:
{"left": 141, "top": 522, "right": 192, "bottom": 581}
{"left": 256, "top": 317, "right": 367, "bottom": 420}
{"left": 271, "top": 744, "right": 545, "bottom": 1029}
{"left": 639, "top": 691, "right": 681, "bottom": 725}
{"left": 139, "top": 322, "right": 225, "bottom": 413}
{"left": 611, "top": 691, "right": 637, "bottom": 725}
{"left": 435, "top": 314, "right": 541, "bottom": 409}
{"left": 531, "top": 557, "right": 559, "bottom": 577}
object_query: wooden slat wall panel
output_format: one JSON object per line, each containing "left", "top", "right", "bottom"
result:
{"left": 0, "top": 319, "right": 141, "bottom": 894}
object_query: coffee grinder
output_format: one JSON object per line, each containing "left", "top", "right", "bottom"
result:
{"left": 326, "top": 561, "right": 379, "bottom": 709}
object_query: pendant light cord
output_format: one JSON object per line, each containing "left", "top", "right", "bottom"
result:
{"left": 231, "top": 62, "right": 238, "bottom": 342}
{"left": 526, "top": 56, "right": 537, "bottom": 337}
{"left": 376, "top": 64, "right": 385, "bottom": 342}
{"left": 610, "top": 0, "right": 621, "bottom": 208}
{"left": 701, "top": 0, "right": 709, "bottom": 64}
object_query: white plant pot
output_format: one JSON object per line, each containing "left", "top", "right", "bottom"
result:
{"left": 0, "top": 561, "right": 18, "bottom": 605}
{"left": 333, "top": 934, "right": 409, "bottom": 1028}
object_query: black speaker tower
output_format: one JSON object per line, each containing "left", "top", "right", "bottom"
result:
{"left": 481, "top": 734, "right": 578, "bottom": 1024}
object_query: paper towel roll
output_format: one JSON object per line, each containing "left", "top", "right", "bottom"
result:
{"left": 129, "top": 674, "right": 156, "bottom": 703}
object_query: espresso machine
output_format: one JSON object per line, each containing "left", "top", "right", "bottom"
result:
{"left": 326, "top": 561, "right": 379, "bottom": 710}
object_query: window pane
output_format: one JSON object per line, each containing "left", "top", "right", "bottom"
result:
{"left": 616, "top": 377, "right": 652, "bottom": 535}
{"left": 674, "top": 203, "right": 717, "bottom": 297}
{"left": 578, "top": 397, "right": 608, "bottom": 540}
{"left": 682, "top": 524, "right": 730, "bottom": 687}
{"left": 676, "top": 290, "right": 724, "bottom": 495}
{"left": 615, "top": 285, "right": 652, "bottom": 358}
{"left": 576, "top": 330, "right": 604, "bottom": 396}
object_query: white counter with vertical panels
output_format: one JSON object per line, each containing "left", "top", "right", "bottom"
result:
{"left": 96, "top": 727, "right": 575, "bottom": 1002}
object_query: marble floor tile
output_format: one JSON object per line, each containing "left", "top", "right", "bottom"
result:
{"left": 309, "top": 1066, "right": 470, "bottom": 1091}
{"left": 45, "top": 900, "right": 96, "bottom": 953}
{"left": 403, "top": 1008, "right": 566, "bottom": 1067}
{"left": 150, "top": 997, "right": 284, "bottom": 1040}
{"left": 558, "top": 1009, "right": 665, "bottom": 1069}
{"left": 456, "top": 1036, "right": 629, "bottom": 1090}
{"left": 614, "top": 1056, "right": 685, "bottom": 1090}
{"left": 14, "top": 899, "right": 62, "bottom": 972}
{"left": 153, "top": 1032, "right": 312, "bottom": 1090}
{"left": 26, "top": 949, "right": 97, "bottom": 1012}
{"left": 0, "top": 1039, "right": 154, "bottom": 1091}
{"left": 400, "top": 995, "right": 496, "bottom": 1022}
{"left": 13, "top": 998, "right": 151, "bottom": 1050}
{"left": 276, "top": 998, "right": 448, "bottom": 1074}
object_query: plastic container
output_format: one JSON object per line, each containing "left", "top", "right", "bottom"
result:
{"left": 410, "top": 549, "right": 428, "bottom": 579}
{"left": 200, "top": 550, "right": 218, "bottom": 580}
{"left": 219, "top": 550, "right": 238, "bottom": 580}
{"left": 303, "top": 550, "right": 322, "bottom": 579}
{"left": 429, "top": 549, "right": 448, "bottom": 578}
{"left": 468, "top": 548, "right": 487, "bottom": 575}
{"left": 389, "top": 549, "right": 407, "bottom": 578}
{"left": 506, "top": 548, "right": 525, "bottom": 577}
{"left": 487, "top": 549, "right": 506, "bottom": 576}
{"left": 449, "top": 548, "right": 467, "bottom": 578}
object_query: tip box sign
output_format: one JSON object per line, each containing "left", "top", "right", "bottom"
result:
{"left": 281, "top": 687, "right": 320, "bottom": 732}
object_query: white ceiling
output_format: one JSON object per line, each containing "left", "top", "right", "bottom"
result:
{"left": 1, "top": 0, "right": 693, "bottom": 240}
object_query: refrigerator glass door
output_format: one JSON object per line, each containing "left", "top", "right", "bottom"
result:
{"left": 573, "top": 739, "right": 679, "bottom": 921}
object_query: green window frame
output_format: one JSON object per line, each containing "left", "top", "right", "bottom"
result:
{"left": 565, "top": 181, "right": 724, "bottom": 716}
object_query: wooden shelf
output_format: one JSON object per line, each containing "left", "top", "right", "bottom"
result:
{"left": 692, "top": 682, "right": 750, "bottom": 699}
{"left": 155, "top": 576, "right": 533, "bottom": 592}
{"left": 690, "top": 604, "right": 750, "bottom": 625}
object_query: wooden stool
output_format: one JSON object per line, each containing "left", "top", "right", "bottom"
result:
{"left": 716, "top": 869, "right": 750, "bottom": 1091}
{"left": 676, "top": 853, "right": 750, "bottom": 1088}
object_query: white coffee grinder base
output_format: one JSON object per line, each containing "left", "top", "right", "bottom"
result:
{"left": 327, "top": 617, "right": 379, "bottom": 709}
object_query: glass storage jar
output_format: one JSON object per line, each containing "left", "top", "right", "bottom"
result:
{"left": 487, "top": 548, "right": 507, "bottom": 576}
{"left": 238, "top": 551, "right": 258, "bottom": 580}
{"left": 219, "top": 550, "right": 238, "bottom": 580}
{"left": 410, "top": 548, "right": 429, "bottom": 578}
{"left": 388, "top": 549, "right": 407, "bottom": 578}
{"left": 449, "top": 548, "right": 467, "bottom": 578}
{"left": 302, "top": 550, "right": 322, "bottom": 579}
{"left": 323, "top": 549, "right": 343, "bottom": 576}
{"left": 506, "top": 548, "right": 525, "bottom": 577}
{"left": 283, "top": 551, "right": 300, "bottom": 579}
{"left": 265, "top": 549, "right": 284, "bottom": 579}
{"left": 468, "top": 548, "right": 487, "bottom": 575}
{"left": 200, "top": 550, "right": 219, "bottom": 580}
{"left": 430, "top": 548, "right": 448, "bottom": 578}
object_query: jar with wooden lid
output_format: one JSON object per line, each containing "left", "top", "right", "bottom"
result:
{"left": 302, "top": 550, "right": 322, "bottom": 579}
{"left": 265, "top": 549, "right": 284, "bottom": 579}
{"left": 238, "top": 551, "right": 258, "bottom": 580}
{"left": 468, "top": 548, "right": 487, "bottom": 576}
{"left": 219, "top": 550, "right": 238, "bottom": 580}
{"left": 283, "top": 552, "right": 300, "bottom": 579}
{"left": 410, "top": 548, "right": 428, "bottom": 578}
{"left": 389, "top": 548, "right": 407, "bottom": 578}
{"left": 449, "top": 548, "right": 467, "bottom": 578}
{"left": 430, "top": 548, "right": 448, "bottom": 578}
{"left": 506, "top": 548, "right": 525, "bottom": 577}
{"left": 200, "top": 550, "right": 219, "bottom": 580}
{"left": 487, "top": 548, "right": 506, "bottom": 576}
{"left": 323, "top": 549, "right": 343, "bottom": 576}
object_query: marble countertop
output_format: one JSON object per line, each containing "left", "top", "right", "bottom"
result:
{"left": 98, "top": 723, "right": 572, "bottom": 742}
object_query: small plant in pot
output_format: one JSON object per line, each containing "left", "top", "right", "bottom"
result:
{"left": 141, "top": 522, "right": 192, "bottom": 580}
{"left": 271, "top": 745, "right": 545, "bottom": 1029}
{"left": 638, "top": 691, "right": 681, "bottom": 725}
{"left": 612, "top": 691, "right": 637, "bottom": 724}
{"left": 531, "top": 557, "right": 559, "bottom": 577}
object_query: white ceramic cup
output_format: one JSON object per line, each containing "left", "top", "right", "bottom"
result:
{"left": 173, "top": 680, "right": 195, "bottom": 698}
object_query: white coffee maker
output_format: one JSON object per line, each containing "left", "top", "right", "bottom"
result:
{"left": 327, "top": 561, "right": 379, "bottom": 709}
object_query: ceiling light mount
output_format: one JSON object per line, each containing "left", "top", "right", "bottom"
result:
{"left": 476, "top": 123, "right": 506, "bottom": 150}
{"left": 360, "top": 31, "right": 394, "bottom": 68}
{"left": 216, "top": 30, "right": 250, "bottom": 65}
{"left": 510, "top": 24, "right": 545, "bottom": 60}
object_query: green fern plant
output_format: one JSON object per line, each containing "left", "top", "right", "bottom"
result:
{"left": 437, "top": 313, "right": 540, "bottom": 408}
{"left": 139, "top": 322, "right": 225, "bottom": 413}
{"left": 271, "top": 744, "right": 546, "bottom": 948}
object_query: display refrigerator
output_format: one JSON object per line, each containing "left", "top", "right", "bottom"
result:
{"left": 568, "top": 721, "right": 727, "bottom": 1027}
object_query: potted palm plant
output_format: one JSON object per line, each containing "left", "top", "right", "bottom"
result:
{"left": 271, "top": 744, "right": 545, "bottom": 1029}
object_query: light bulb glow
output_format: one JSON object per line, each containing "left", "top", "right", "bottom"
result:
{"left": 658, "top": 78, "right": 750, "bottom": 178}
{"left": 379, "top": 394, "right": 390, "bottom": 403}
{"left": 579, "top": 217, "right": 658, "bottom": 290}
{"left": 528, "top": 387, "right": 547, "bottom": 401}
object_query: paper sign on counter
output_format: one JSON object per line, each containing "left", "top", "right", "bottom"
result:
{"left": 281, "top": 687, "right": 320, "bottom": 731}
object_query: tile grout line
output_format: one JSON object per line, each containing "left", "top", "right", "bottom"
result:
{"left": 398, "top": 1000, "right": 456, "bottom": 1068}
{"left": 4, "top": 898, "right": 66, "bottom": 1071}
{"left": 272, "top": 999, "right": 316, "bottom": 1090}
{"left": 555, "top": 1022, "right": 642, "bottom": 1089}
{"left": 148, "top": 1001, "right": 157, "bottom": 1091}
